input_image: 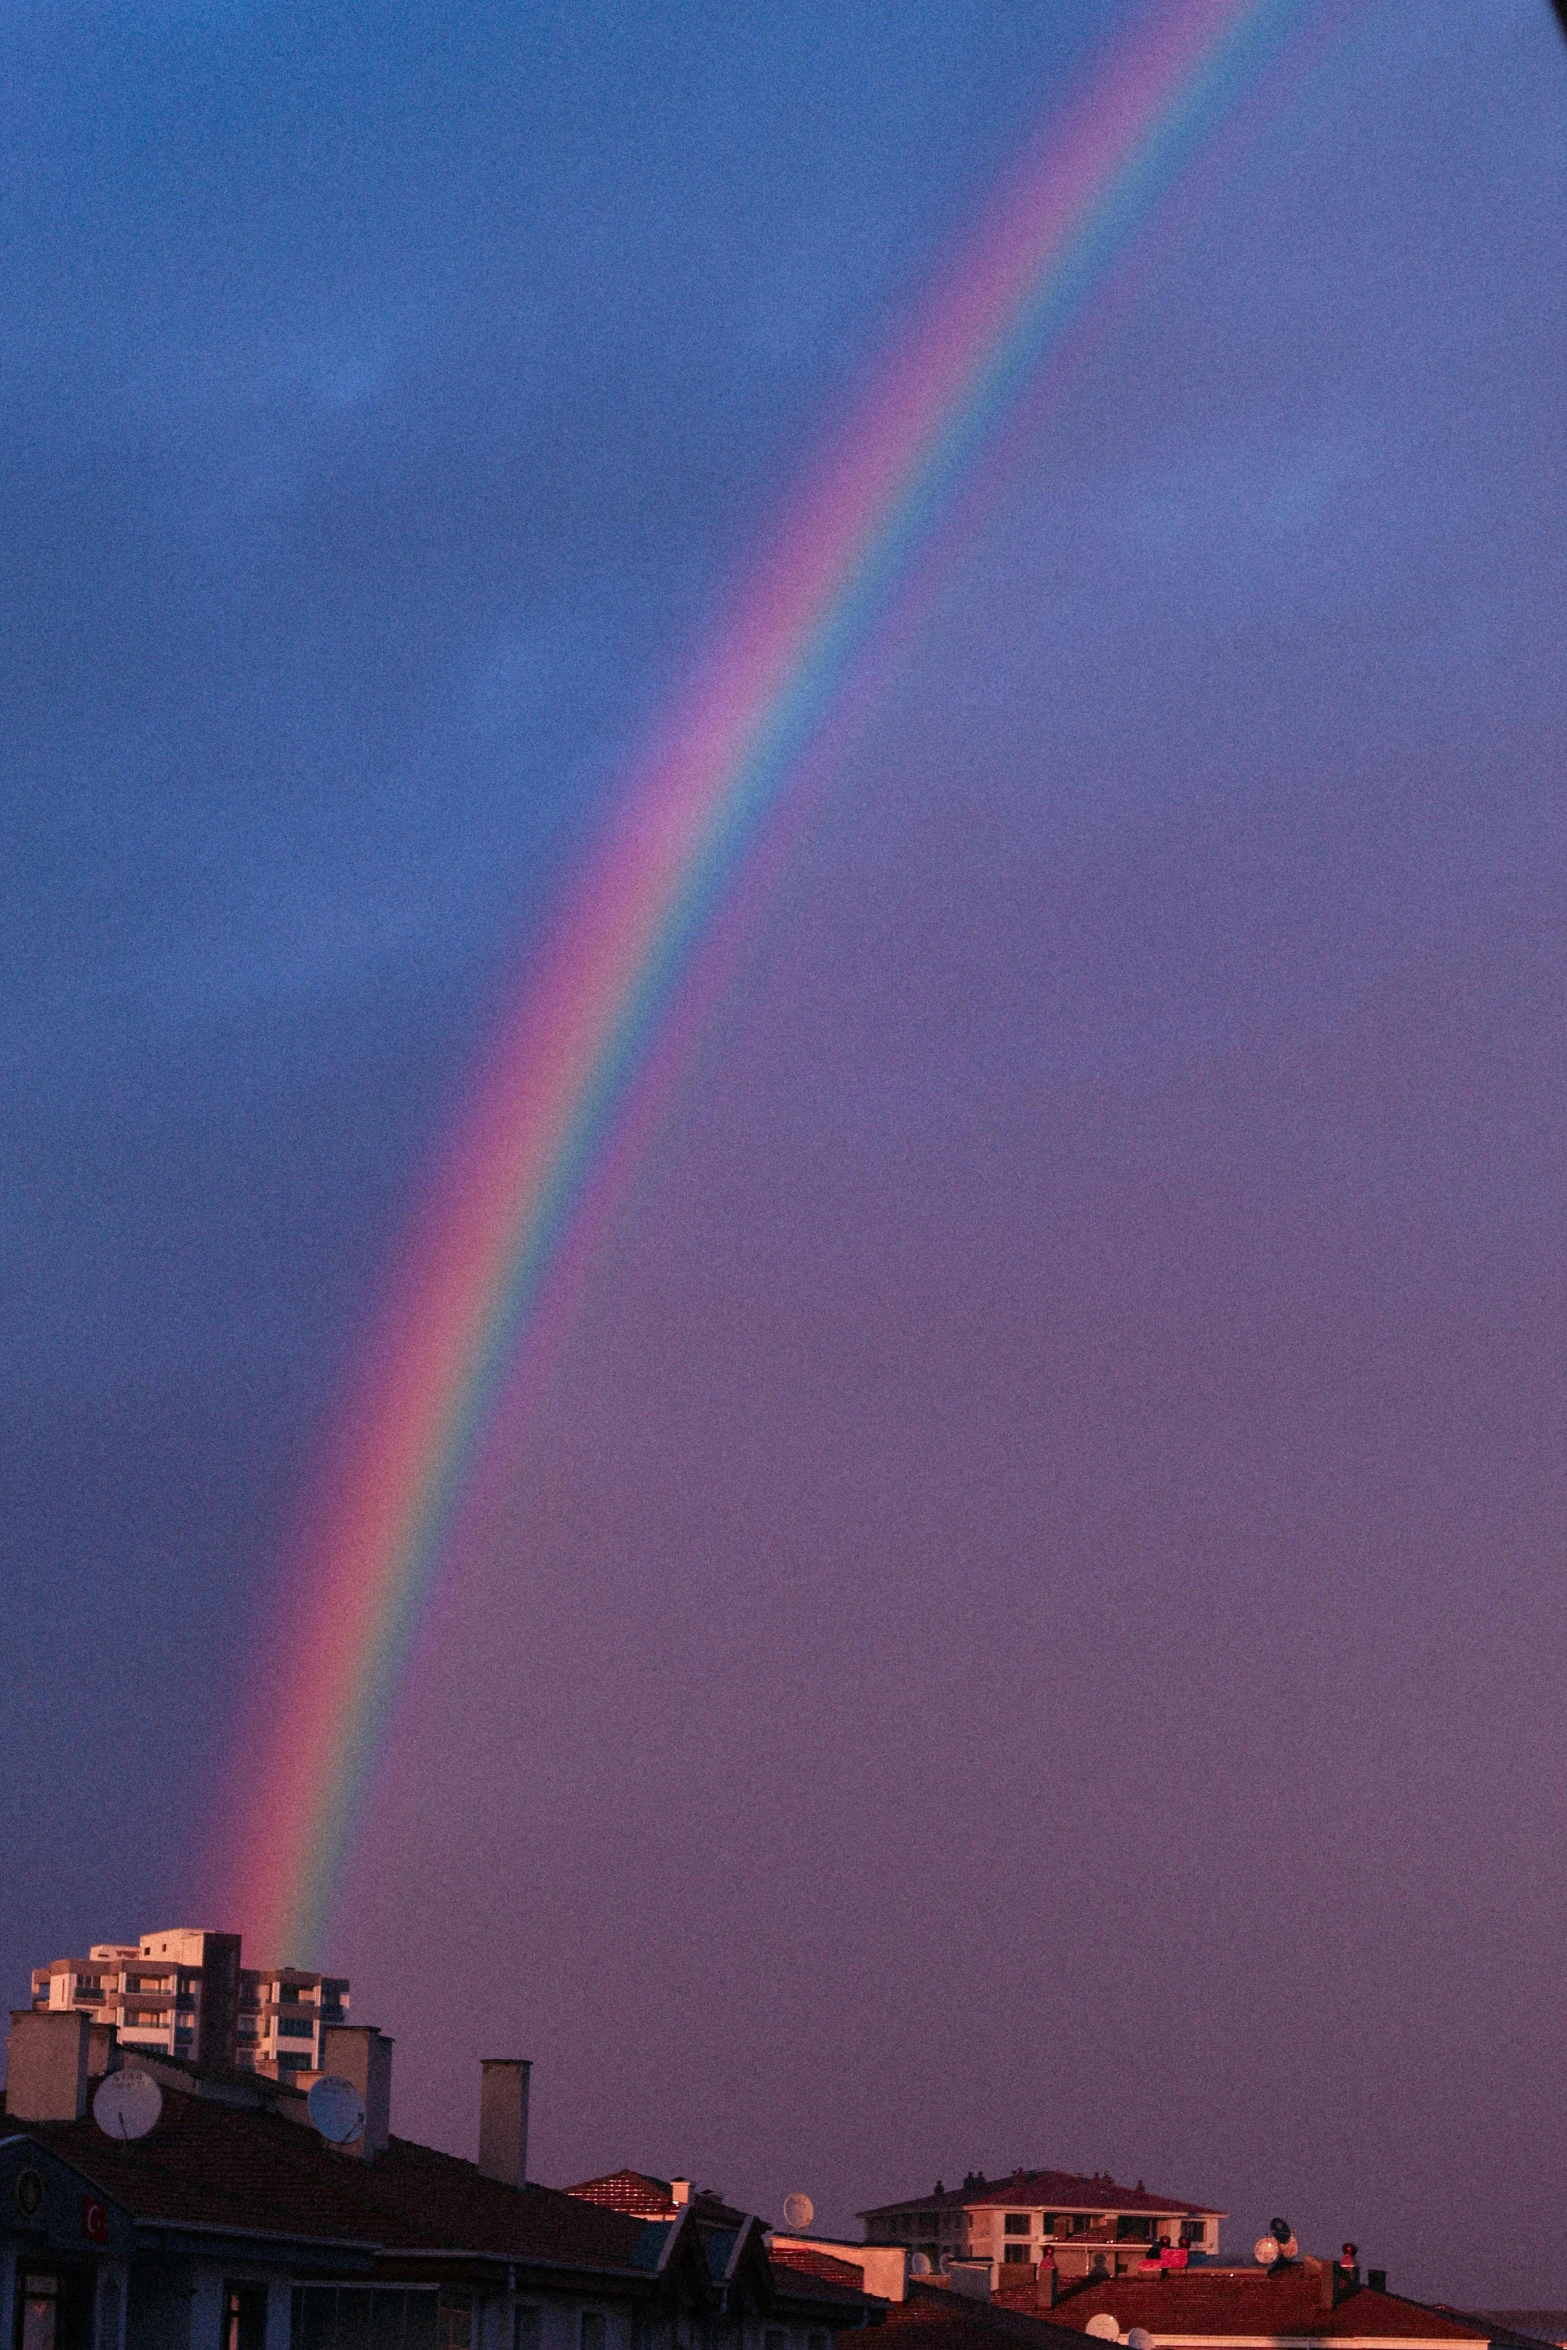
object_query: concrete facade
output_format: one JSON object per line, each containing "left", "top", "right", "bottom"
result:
{"left": 28, "top": 1927, "right": 349, "bottom": 2079}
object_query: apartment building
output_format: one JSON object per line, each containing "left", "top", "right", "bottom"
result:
{"left": 234, "top": 1962, "right": 351, "bottom": 2076}
{"left": 861, "top": 2168, "right": 1225, "bottom": 2282}
{"left": 30, "top": 1929, "right": 242, "bottom": 2072}
{"left": 28, "top": 1926, "right": 348, "bottom": 2078}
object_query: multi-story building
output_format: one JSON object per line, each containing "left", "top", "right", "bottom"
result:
{"left": 30, "top": 1929, "right": 242, "bottom": 2072}
{"left": 233, "top": 1962, "right": 351, "bottom": 2077}
{"left": 28, "top": 1927, "right": 348, "bottom": 2079}
{"left": 861, "top": 2167, "right": 1225, "bottom": 2282}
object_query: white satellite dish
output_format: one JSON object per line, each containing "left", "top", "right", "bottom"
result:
{"left": 910, "top": 2253, "right": 933, "bottom": 2278}
{"left": 1254, "top": 2237, "right": 1281, "bottom": 2268}
{"left": 307, "top": 2074, "right": 366, "bottom": 2146}
{"left": 1127, "top": 2331, "right": 1153, "bottom": 2350}
{"left": 93, "top": 2069, "right": 163, "bottom": 2143}
{"left": 1086, "top": 2315, "right": 1120, "bottom": 2341}
{"left": 782, "top": 2193, "right": 815, "bottom": 2232}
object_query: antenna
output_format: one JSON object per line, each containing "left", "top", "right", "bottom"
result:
{"left": 782, "top": 2193, "right": 814, "bottom": 2232}
{"left": 93, "top": 2070, "right": 163, "bottom": 2144}
{"left": 307, "top": 2074, "right": 366, "bottom": 2146}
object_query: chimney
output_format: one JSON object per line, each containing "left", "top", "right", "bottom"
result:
{"left": 195, "top": 1931, "right": 243, "bottom": 2072}
{"left": 1036, "top": 2253, "right": 1057, "bottom": 2310}
{"left": 87, "top": 2022, "right": 120, "bottom": 2078}
{"left": 670, "top": 2180, "right": 692, "bottom": 2208}
{"left": 6, "top": 2010, "right": 90, "bottom": 2121}
{"left": 478, "top": 2059, "right": 531, "bottom": 2189}
{"left": 1367, "top": 2271, "right": 1387, "bottom": 2295}
{"left": 321, "top": 2025, "right": 393, "bottom": 2159}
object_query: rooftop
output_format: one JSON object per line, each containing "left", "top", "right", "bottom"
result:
{"left": 1005, "top": 2269, "right": 1558, "bottom": 2346}
{"left": 2, "top": 2085, "right": 657, "bottom": 2271}
{"left": 567, "top": 2169, "right": 751, "bottom": 2230}
{"left": 863, "top": 2174, "right": 1224, "bottom": 2222}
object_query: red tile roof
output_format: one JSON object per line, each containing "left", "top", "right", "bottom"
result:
{"left": 772, "top": 2247, "right": 873, "bottom": 2292}
{"left": 1023, "top": 2270, "right": 1541, "bottom": 2343}
{"left": 863, "top": 2176, "right": 1222, "bottom": 2222}
{"left": 569, "top": 2170, "right": 683, "bottom": 2220}
{"left": 2, "top": 2090, "right": 657, "bottom": 2269}
{"left": 566, "top": 2170, "right": 751, "bottom": 2230}
{"left": 842, "top": 2278, "right": 1099, "bottom": 2350}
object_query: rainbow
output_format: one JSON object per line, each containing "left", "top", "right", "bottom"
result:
{"left": 223, "top": 0, "right": 1318, "bottom": 1965}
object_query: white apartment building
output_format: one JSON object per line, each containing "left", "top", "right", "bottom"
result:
{"left": 28, "top": 1926, "right": 348, "bottom": 2078}
{"left": 861, "top": 2166, "right": 1225, "bottom": 2283}
{"left": 234, "top": 1962, "right": 351, "bottom": 2076}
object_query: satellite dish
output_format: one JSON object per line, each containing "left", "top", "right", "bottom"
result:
{"left": 307, "top": 2074, "right": 366, "bottom": 2146}
{"left": 910, "top": 2254, "right": 933, "bottom": 2278}
{"left": 1271, "top": 2219, "right": 1292, "bottom": 2243}
{"left": 1255, "top": 2237, "right": 1282, "bottom": 2268}
{"left": 1086, "top": 2316, "right": 1120, "bottom": 2340}
{"left": 782, "top": 2193, "right": 815, "bottom": 2232}
{"left": 1128, "top": 2330, "right": 1154, "bottom": 2350}
{"left": 93, "top": 2069, "right": 163, "bottom": 2143}
{"left": 1278, "top": 2237, "right": 1299, "bottom": 2262}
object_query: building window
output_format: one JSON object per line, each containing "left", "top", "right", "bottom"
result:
{"left": 19, "top": 2274, "right": 94, "bottom": 2350}
{"left": 439, "top": 2294, "right": 475, "bottom": 2350}
{"left": 514, "top": 2311, "right": 542, "bottom": 2350}
{"left": 1003, "top": 2215, "right": 1030, "bottom": 2237}
{"left": 1003, "top": 2246, "right": 1030, "bottom": 2265}
{"left": 1116, "top": 2219, "right": 1153, "bottom": 2244}
{"left": 1040, "top": 2216, "right": 1058, "bottom": 2238}
{"left": 292, "top": 2287, "right": 444, "bottom": 2348}
{"left": 581, "top": 2313, "right": 607, "bottom": 2350}
{"left": 224, "top": 2282, "right": 268, "bottom": 2350}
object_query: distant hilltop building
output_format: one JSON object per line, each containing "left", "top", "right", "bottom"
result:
{"left": 28, "top": 1925, "right": 349, "bottom": 2079}
{"left": 861, "top": 2166, "right": 1225, "bottom": 2282}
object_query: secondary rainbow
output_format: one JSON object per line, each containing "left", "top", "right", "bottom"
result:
{"left": 223, "top": 0, "right": 1316, "bottom": 1965}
